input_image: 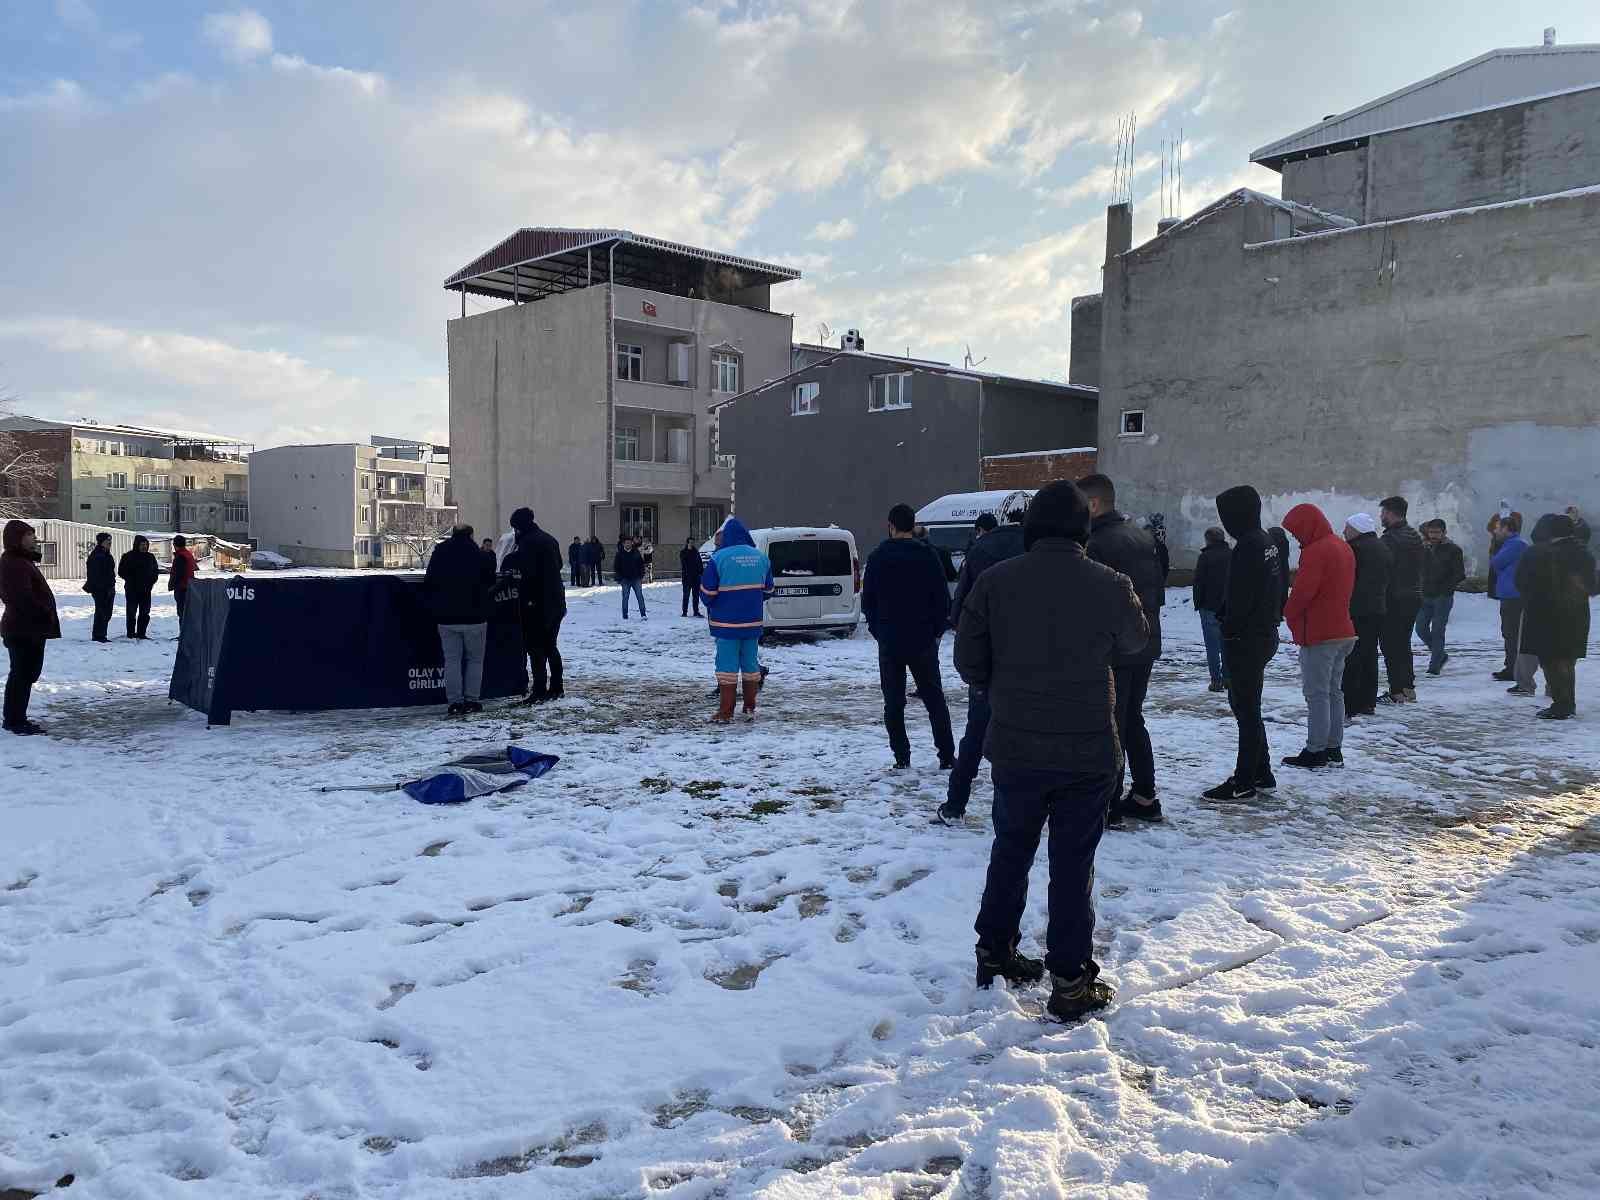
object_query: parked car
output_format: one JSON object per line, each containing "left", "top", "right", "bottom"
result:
{"left": 700, "top": 525, "right": 861, "bottom": 636}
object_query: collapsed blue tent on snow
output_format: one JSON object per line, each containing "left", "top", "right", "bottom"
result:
{"left": 318, "top": 745, "right": 559, "bottom": 804}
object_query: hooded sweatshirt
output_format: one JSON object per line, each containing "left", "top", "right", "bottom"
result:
{"left": 0, "top": 519, "right": 61, "bottom": 640}
{"left": 863, "top": 533, "right": 955, "bottom": 657}
{"left": 1281, "top": 504, "right": 1356, "bottom": 646}
{"left": 1215, "top": 486, "right": 1282, "bottom": 642}
{"left": 701, "top": 518, "right": 773, "bottom": 639}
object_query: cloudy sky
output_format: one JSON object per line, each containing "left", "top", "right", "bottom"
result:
{"left": 3, "top": 1, "right": 1596, "bottom": 448}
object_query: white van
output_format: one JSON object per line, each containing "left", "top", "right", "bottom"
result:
{"left": 699, "top": 526, "right": 861, "bottom": 636}
{"left": 914, "top": 489, "right": 1033, "bottom": 574}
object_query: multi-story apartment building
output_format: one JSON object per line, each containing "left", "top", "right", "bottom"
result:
{"left": 249, "top": 437, "right": 454, "bottom": 568}
{"left": 444, "top": 228, "right": 799, "bottom": 555}
{"left": 0, "top": 415, "right": 251, "bottom": 538}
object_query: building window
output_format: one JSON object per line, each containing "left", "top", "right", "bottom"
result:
{"left": 182, "top": 504, "right": 198, "bottom": 525}
{"left": 37, "top": 541, "right": 58, "bottom": 568}
{"left": 107, "top": 442, "right": 122, "bottom": 456}
{"left": 106, "top": 505, "right": 127, "bottom": 523}
{"left": 359, "top": 504, "right": 371, "bottom": 525}
{"left": 617, "top": 342, "right": 643, "bottom": 382}
{"left": 619, "top": 505, "right": 656, "bottom": 544}
{"left": 1119, "top": 409, "right": 1146, "bottom": 437}
{"left": 615, "top": 425, "right": 641, "bottom": 462}
{"left": 868, "top": 373, "right": 912, "bottom": 411}
{"left": 182, "top": 474, "right": 197, "bottom": 491}
{"left": 361, "top": 473, "right": 373, "bottom": 493}
{"left": 792, "top": 382, "right": 820, "bottom": 416}
{"left": 136, "top": 472, "right": 171, "bottom": 491}
{"left": 711, "top": 351, "right": 740, "bottom": 394}
{"left": 107, "top": 472, "right": 127, "bottom": 490}
{"left": 135, "top": 504, "right": 171, "bottom": 525}
{"left": 689, "top": 505, "right": 724, "bottom": 547}
{"left": 224, "top": 502, "right": 248, "bottom": 523}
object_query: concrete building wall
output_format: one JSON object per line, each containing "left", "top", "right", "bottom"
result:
{"left": 717, "top": 357, "right": 985, "bottom": 557}
{"left": 1097, "top": 188, "right": 1600, "bottom": 572}
{"left": 1282, "top": 146, "right": 1369, "bottom": 219}
{"left": 248, "top": 444, "right": 359, "bottom": 567}
{"left": 1281, "top": 87, "right": 1600, "bottom": 222}
{"left": 979, "top": 381, "right": 1097, "bottom": 459}
{"left": 1069, "top": 295, "right": 1103, "bottom": 387}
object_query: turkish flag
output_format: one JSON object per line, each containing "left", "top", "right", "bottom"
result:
{"left": 642, "top": 301, "right": 657, "bottom": 317}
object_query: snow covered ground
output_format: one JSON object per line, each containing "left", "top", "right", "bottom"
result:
{"left": 3, "top": 579, "right": 1598, "bottom": 1199}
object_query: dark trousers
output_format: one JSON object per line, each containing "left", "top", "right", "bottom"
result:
{"left": 877, "top": 643, "right": 955, "bottom": 762}
{"left": 975, "top": 764, "right": 1116, "bottom": 979}
{"left": 90, "top": 589, "right": 114, "bottom": 641}
{"left": 945, "top": 687, "right": 991, "bottom": 815}
{"left": 1380, "top": 597, "right": 1421, "bottom": 694}
{"left": 570, "top": 563, "right": 580, "bottom": 587}
{"left": 1343, "top": 612, "right": 1383, "bottom": 715}
{"left": 1415, "top": 593, "right": 1455, "bottom": 673}
{"left": 125, "top": 589, "right": 152, "bottom": 638}
{"left": 174, "top": 588, "right": 189, "bottom": 620}
{"left": 3, "top": 636, "right": 46, "bottom": 729}
{"left": 1499, "top": 599, "right": 1524, "bottom": 673}
{"left": 1112, "top": 661, "right": 1155, "bottom": 798}
{"left": 682, "top": 578, "right": 702, "bottom": 616}
{"left": 1225, "top": 635, "right": 1275, "bottom": 784}
{"left": 525, "top": 615, "right": 564, "bottom": 695}
{"left": 1543, "top": 658, "right": 1577, "bottom": 713}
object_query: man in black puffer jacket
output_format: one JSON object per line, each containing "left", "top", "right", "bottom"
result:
{"left": 503, "top": 507, "right": 567, "bottom": 703}
{"left": 1340, "top": 513, "right": 1390, "bottom": 718}
{"left": 955, "top": 480, "right": 1147, "bottom": 1021}
{"left": 1192, "top": 527, "right": 1231, "bottom": 691}
{"left": 423, "top": 524, "right": 497, "bottom": 716}
{"left": 1205, "top": 485, "right": 1284, "bottom": 801}
{"left": 938, "top": 510, "right": 1026, "bottom": 824}
{"left": 1081, "top": 474, "right": 1166, "bottom": 826}
{"left": 863, "top": 503, "right": 956, "bottom": 770}
{"left": 83, "top": 532, "right": 116, "bottom": 643}
{"left": 1378, "top": 496, "right": 1425, "bottom": 704}
{"left": 117, "top": 535, "right": 160, "bottom": 639}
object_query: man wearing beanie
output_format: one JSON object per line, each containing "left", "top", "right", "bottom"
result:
{"left": 1204, "top": 485, "right": 1284, "bottom": 801}
{"left": 955, "top": 480, "right": 1148, "bottom": 1021}
{"left": 502, "top": 507, "right": 567, "bottom": 703}
{"left": 1341, "top": 513, "right": 1390, "bottom": 718}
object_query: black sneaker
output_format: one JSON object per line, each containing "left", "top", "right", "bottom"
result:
{"left": 1208, "top": 681, "right": 1226, "bottom": 693}
{"left": 1377, "top": 692, "right": 1405, "bottom": 706}
{"left": 1254, "top": 769, "right": 1278, "bottom": 792}
{"left": 520, "top": 689, "right": 549, "bottom": 706}
{"left": 1281, "top": 749, "right": 1327, "bottom": 770}
{"left": 934, "top": 801, "right": 966, "bottom": 826}
{"left": 1047, "top": 968, "right": 1115, "bottom": 1021}
{"left": 1492, "top": 670, "right": 1515, "bottom": 682}
{"left": 937, "top": 755, "right": 956, "bottom": 771}
{"left": 1202, "top": 777, "right": 1256, "bottom": 800}
{"left": 1122, "top": 793, "right": 1163, "bottom": 823}
{"left": 1507, "top": 685, "right": 1537, "bottom": 696}
{"left": 1105, "top": 798, "right": 1126, "bottom": 829}
{"left": 976, "top": 948, "right": 1046, "bottom": 989}
{"left": 1536, "top": 706, "right": 1575, "bottom": 720}
{"left": 544, "top": 687, "right": 564, "bottom": 703}
{"left": 1324, "top": 747, "right": 1345, "bottom": 767}
{"left": 446, "top": 703, "right": 465, "bottom": 717}
{"left": 892, "top": 757, "right": 911, "bottom": 771}
{"left": 3, "top": 720, "right": 45, "bottom": 737}
{"left": 462, "top": 701, "right": 484, "bottom": 715}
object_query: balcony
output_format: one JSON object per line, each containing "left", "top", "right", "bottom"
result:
{"left": 616, "top": 377, "right": 696, "bottom": 415}
{"left": 615, "top": 459, "right": 691, "bottom": 494}
{"left": 378, "top": 489, "right": 427, "bottom": 504}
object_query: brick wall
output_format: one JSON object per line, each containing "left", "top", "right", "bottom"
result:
{"left": 981, "top": 448, "right": 1097, "bottom": 491}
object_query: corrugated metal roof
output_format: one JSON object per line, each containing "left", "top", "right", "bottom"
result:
{"left": 1252, "top": 44, "right": 1600, "bottom": 167}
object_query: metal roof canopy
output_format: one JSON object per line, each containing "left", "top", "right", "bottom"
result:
{"left": 443, "top": 228, "right": 801, "bottom": 305}
{"left": 1252, "top": 43, "right": 1600, "bottom": 169}
{"left": 1, "top": 414, "right": 250, "bottom": 447}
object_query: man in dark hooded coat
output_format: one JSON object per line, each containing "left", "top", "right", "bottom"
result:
{"left": 1515, "top": 513, "right": 1597, "bottom": 719}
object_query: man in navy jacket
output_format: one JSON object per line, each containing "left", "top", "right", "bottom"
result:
{"left": 862, "top": 503, "right": 956, "bottom": 770}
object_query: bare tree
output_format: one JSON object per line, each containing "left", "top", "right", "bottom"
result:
{"left": 380, "top": 503, "right": 455, "bottom": 567}
{"left": 0, "top": 389, "right": 54, "bottom": 521}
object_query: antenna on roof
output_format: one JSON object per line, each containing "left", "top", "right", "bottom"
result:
{"left": 963, "top": 344, "right": 987, "bottom": 370}
{"left": 816, "top": 321, "right": 833, "bottom": 345}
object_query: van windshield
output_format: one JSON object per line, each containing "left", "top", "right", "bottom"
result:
{"left": 924, "top": 525, "right": 974, "bottom": 554}
{"left": 768, "top": 539, "right": 853, "bottom": 578}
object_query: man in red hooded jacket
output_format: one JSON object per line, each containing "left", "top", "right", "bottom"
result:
{"left": 168, "top": 534, "right": 199, "bottom": 621}
{"left": 1281, "top": 504, "right": 1356, "bottom": 770}
{"left": 1, "top": 519, "right": 61, "bottom": 735}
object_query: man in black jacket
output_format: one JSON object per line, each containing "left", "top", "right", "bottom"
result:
{"left": 614, "top": 536, "right": 647, "bottom": 619}
{"left": 680, "top": 538, "right": 705, "bottom": 617}
{"left": 117, "top": 535, "right": 159, "bottom": 639}
{"left": 1378, "top": 496, "right": 1425, "bottom": 704}
{"left": 863, "top": 503, "right": 956, "bottom": 770}
{"left": 1204, "top": 485, "right": 1283, "bottom": 801}
{"left": 423, "top": 524, "right": 497, "bottom": 716}
{"left": 504, "top": 508, "right": 567, "bottom": 703}
{"left": 84, "top": 532, "right": 116, "bottom": 643}
{"left": 569, "top": 537, "right": 584, "bottom": 587}
{"left": 1417, "top": 518, "right": 1466, "bottom": 676}
{"left": 956, "top": 481, "right": 1148, "bottom": 1021}
{"left": 938, "top": 510, "right": 1025, "bottom": 824}
{"left": 1193, "top": 527, "right": 1231, "bottom": 691}
{"left": 1341, "top": 513, "right": 1390, "bottom": 718}
{"left": 1081, "top": 474, "right": 1165, "bottom": 825}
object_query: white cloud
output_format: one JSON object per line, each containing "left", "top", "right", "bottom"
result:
{"left": 809, "top": 218, "right": 857, "bottom": 242}
{"left": 202, "top": 9, "right": 273, "bottom": 62}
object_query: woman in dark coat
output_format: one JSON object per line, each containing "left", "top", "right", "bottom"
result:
{"left": 1515, "top": 513, "right": 1598, "bottom": 720}
{"left": 1, "top": 519, "right": 61, "bottom": 735}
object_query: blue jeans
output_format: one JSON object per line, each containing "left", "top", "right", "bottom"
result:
{"left": 945, "top": 687, "right": 991, "bottom": 815}
{"left": 1415, "top": 594, "right": 1455, "bottom": 673}
{"left": 1199, "top": 609, "right": 1227, "bottom": 685}
{"left": 621, "top": 579, "right": 646, "bottom": 617}
{"left": 714, "top": 636, "right": 761, "bottom": 681}
{"left": 974, "top": 764, "right": 1117, "bottom": 978}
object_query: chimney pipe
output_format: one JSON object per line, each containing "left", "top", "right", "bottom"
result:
{"left": 1105, "top": 202, "right": 1133, "bottom": 263}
